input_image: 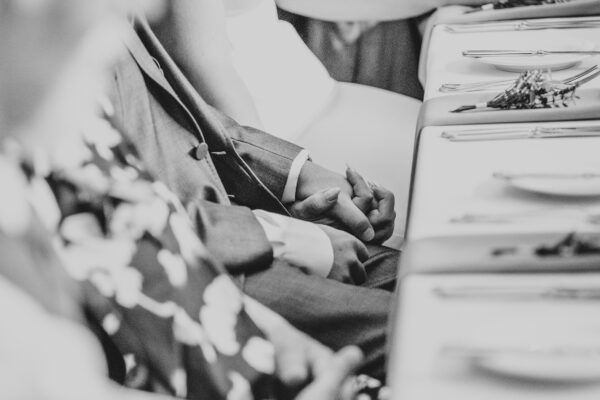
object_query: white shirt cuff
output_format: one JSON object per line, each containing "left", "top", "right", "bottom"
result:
{"left": 253, "top": 210, "right": 333, "bottom": 277}
{"left": 281, "top": 150, "right": 311, "bottom": 204}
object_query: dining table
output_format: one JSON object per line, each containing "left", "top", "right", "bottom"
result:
{"left": 389, "top": 4, "right": 600, "bottom": 399}
{"left": 423, "top": 16, "right": 600, "bottom": 101}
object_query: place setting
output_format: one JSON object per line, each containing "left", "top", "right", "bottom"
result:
{"left": 432, "top": 276, "right": 600, "bottom": 386}
{"left": 423, "top": 13, "right": 600, "bottom": 99}
{"left": 466, "top": 0, "right": 580, "bottom": 15}
{"left": 419, "top": 69, "right": 600, "bottom": 127}
{"left": 444, "top": 15, "right": 600, "bottom": 33}
{"left": 461, "top": 43, "right": 598, "bottom": 73}
{"left": 390, "top": 272, "right": 600, "bottom": 399}
{"left": 440, "top": 337, "right": 600, "bottom": 385}
{"left": 441, "top": 1, "right": 600, "bottom": 27}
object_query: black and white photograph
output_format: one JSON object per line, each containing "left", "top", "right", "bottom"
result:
{"left": 1, "top": 0, "right": 600, "bottom": 399}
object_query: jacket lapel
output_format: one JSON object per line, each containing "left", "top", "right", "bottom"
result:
{"left": 121, "top": 27, "right": 181, "bottom": 104}
{"left": 121, "top": 16, "right": 289, "bottom": 215}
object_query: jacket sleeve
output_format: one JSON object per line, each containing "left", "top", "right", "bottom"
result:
{"left": 107, "top": 69, "right": 274, "bottom": 276}
{"left": 210, "top": 106, "right": 305, "bottom": 201}
{"left": 189, "top": 200, "right": 274, "bottom": 275}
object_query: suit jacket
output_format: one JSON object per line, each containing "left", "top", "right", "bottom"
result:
{"left": 109, "top": 17, "right": 304, "bottom": 273}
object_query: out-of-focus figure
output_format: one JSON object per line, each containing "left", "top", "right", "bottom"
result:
{"left": 0, "top": 1, "right": 367, "bottom": 400}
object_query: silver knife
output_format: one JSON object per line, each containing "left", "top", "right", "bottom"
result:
{"left": 446, "top": 18, "right": 600, "bottom": 33}
{"left": 434, "top": 286, "right": 600, "bottom": 300}
{"left": 463, "top": 49, "right": 600, "bottom": 58}
{"left": 442, "top": 126, "right": 600, "bottom": 142}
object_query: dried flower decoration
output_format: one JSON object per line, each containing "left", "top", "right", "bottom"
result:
{"left": 466, "top": 0, "right": 569, "bottom": 14}
{"left": 452, "top": 69, "right": 583, "bottom": 113}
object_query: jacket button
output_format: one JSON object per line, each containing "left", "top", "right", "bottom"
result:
{"left": 194, "top": 143, "right": 209, "bottom": 160}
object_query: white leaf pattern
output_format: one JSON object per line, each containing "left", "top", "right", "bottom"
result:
{"left": 242, "top": 337, "right": 276, "bottom": 374}
{"left": 227, "top": 372, "right": 253, "bottom": 400}
{"left": 170, "top": 368, "right": 188, "bottom": 398}
{"left": 173, "top": 309, "right": 217, "bottom": 363}
{"left": 157, "top": 250, "right": 188, "bottom": 287}
{"left": 101, "top": 313, "right": 121, "bottom": 335}
{"left": 200, "top": 276, "right": 244, "bottom": 355}
{"left": 113, "top": 267, "right": 143, "bottom": 309}
{"left": 110, "top": 199, "right": 169, "bottom": 240}
{"left": 0, "top": 158, "right": 32, "bottom": 237}
{"left": 31, "top": 110, "right": 277, "bottom": 398}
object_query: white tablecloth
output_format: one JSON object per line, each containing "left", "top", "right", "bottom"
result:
{"left": 408, "top": 120, "right": 600, "bottom": 241}
{"left": 389, "top": 273, "right": 600, "bottom": 400}
{"left": 424, "top": 17, "right": 600, "bottom": 101}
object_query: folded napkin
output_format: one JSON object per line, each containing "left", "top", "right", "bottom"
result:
{"left": 402, "top": 232, "right": 600, "bottom": 274}
{"left": 417, "top": 88, "right": 600, "bottom": 134}
{"left": 419, "top": 1, "right": 600, "bottom": 84}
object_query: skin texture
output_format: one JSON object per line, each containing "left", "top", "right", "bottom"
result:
{"left": 292, "top": 162, "right": 396, "bottom": 244}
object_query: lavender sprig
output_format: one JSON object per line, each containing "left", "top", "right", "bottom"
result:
{"left": 452, "top": 70, "right": 580, "bottom": 113}
{"left": 466, "top": 0, "right": 569, "bottom": 13}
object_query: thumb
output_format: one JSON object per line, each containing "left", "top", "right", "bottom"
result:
{"left": 290, "top": 188, "right": 340, "bottom": 219}
{"left": 295, "top": 346, "right": 364, "bottom": 400}
{"left": 334, "top": 194, "right": 375, "bottom": 242}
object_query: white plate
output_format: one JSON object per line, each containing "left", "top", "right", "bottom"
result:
{"left": 473, "top": 350, "right": 600, "bottom": 383}
{"left": 471, "top": 41, "right": 595, "bottom": 72}
{"left": 495, "top": 171, "right": 600, "bottom": 197}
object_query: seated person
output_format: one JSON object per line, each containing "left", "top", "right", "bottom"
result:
{"left": 0, "top": 0, "right": 373, "bottom": 399}
{"left": 106, "top": 1, "right": 401, "bottom": 380}
{"left": 151, "top": 0, "right": 422, "bottom": 246}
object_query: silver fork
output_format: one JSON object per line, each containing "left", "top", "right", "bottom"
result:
{"left": 440, "top": 64, "right": 598, "bottom": 93}
{"left": 445, "top": 17, "right": 600, "bottom": 33}
{"left": 450, "top": 208, "right": 600, "bottom": 225}
{"left": 466, "top": 0, "right": 573, "bottom": 14}
{"left": 441, "top": 124, "right": 600, "bottom": 142}
{"left": 434, "top": 285, "right": 600, "bottom": 301}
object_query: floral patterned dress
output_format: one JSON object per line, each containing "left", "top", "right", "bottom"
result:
{"left": 7, "top": 114, "right": 277, "bottom": 400}
{"left": 0, "top": 109, "right": 388, "bottom": 400}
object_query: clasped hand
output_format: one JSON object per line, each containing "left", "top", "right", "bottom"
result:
{"left": 290, "top": 161, "right": 396, "bottom": 244}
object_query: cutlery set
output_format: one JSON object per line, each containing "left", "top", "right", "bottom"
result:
{"left": 445, "top": 17, "right": 600, "bottom": 33}
{"left": 441, "top": 65, "right": 599, "bottom": 92}
{"left": 441, "top": 124, "right": 600, "bottom": 141}
{"left": 450, "top": 66, "right": 600, "bottom": 112}
{"left": 463, "top": 49, "right": 600, "bottom": 58}
{"left": 414, "top": 7, "right": 600, "bottom": 388}
{"left": 434, "top": 285, "right": 600, "bottom": 300}
{"left": 466, "top": 0, "right": 574, "bottom": 14}
{"left": 449, "top": 209, "right": 600, "bottom": 225}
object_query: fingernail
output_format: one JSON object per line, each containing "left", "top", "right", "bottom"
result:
{"left": 345, "top": 163, "right": 354, "bottom": 172}
{"left": 324, "top": 187, "right": 341, "bottom": 202}
{"left": 362, "top": 227, "right": 375, "bottom": 242}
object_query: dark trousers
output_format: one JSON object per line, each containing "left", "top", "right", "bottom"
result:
{"left": 242, "top": 245, "right": 399, "bottom": 381}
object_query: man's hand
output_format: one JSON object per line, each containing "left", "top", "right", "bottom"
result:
{"left": 319, "top": 225, "right": 368, "bottom": 285}
{"left": 291, "top": 161, "right": 396, "bottom": 244}
{"left": 367, "top": 184, "right": 396, "bottom": 244}
{"left": 290, "top": 161, "right": 375, "bottom": 242}
{"left": 292, "top": 161, "right": 375, "bottom": 241}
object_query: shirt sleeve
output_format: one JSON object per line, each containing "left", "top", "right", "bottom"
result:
{"left": 253, "top": 210, "right": 333, "bottom": 277}
{"left": 281, "top": 149, "right": 311, "bottom": 204}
